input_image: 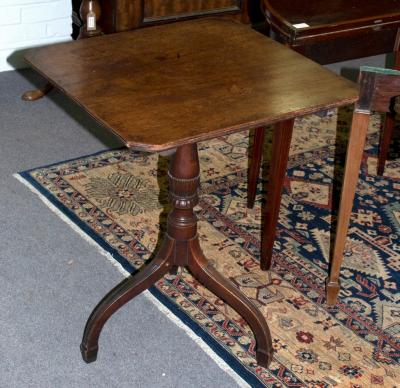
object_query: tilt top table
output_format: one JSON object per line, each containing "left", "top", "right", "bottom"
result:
{"left": 25, "top": 18, "right": 360, "bottom": 368}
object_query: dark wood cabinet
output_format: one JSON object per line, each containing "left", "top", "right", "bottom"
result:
{"left": 72, "top": 0, "right": 251, "bottom": 38}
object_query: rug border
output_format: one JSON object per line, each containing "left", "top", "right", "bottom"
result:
{"left": 16, "top": 158, "right": 270, "bottom": 388}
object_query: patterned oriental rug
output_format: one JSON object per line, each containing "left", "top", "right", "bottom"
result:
{"left": 18, "top": 107, "right": 399, "bottom": 387}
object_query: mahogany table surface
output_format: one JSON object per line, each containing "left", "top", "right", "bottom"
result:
{"left": 25, "top": 18, "right": 359, "bottom": 152}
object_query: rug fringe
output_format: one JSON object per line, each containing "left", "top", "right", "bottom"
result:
{"left": 14, "top": 173, "right": 250, "bottom": 388}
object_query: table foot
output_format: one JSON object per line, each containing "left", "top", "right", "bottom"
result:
{"left": 256, "top": 348, "right": 274, "bottom": 367}
{"left": 80, "top": 249, "right": 172, "bottom": 361}
{"left": 80, "top": 343, "right": 98, "bottom": 363}
{"left": 21, "top": 83, "right": 53, "bottom": 101}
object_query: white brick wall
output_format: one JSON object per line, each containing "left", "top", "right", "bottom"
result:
{"left": 0, "top": 0, "right": 72, "bottom": 72}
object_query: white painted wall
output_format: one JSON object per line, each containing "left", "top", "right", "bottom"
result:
{"left": 0, "top": 0, "right": 72, "bottom": 72}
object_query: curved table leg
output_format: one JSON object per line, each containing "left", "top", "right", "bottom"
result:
{"left": 21, "top": 83, "right": 53, "bottom": 101}
{"left": 80, "top": 243, "right": 173, "bottom": 363}
{"left": 188, "top": 238, "right": 273, "bottom": 366}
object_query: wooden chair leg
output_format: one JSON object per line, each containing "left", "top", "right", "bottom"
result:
{"left": 247, "top": 127, "right": 265, "bottom": 209}
{"left": 260, "top": 119, "right": 294, "bottom": 271}
{"left": 326, "top": 111, "right": 370, "bottom": 305}
{"left": 395, "top": 30, "right": 400, "bottom": 69}
{"left": 377, "top": 45, "right": 400, "bottom": 175}
{"left": 377, "top": 112, "right": 395, "bottom": 175}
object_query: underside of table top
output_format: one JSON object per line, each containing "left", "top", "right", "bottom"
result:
{"left": 25, "top": 18, "right": 359, "bottom": 151}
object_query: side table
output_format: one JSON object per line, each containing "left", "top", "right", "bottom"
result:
{"left": 24, "top": 18, "right": 359, "bottom": 366}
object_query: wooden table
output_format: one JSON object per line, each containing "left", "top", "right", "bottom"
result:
{"left": 24, "top": 18, "right": 360, "bottom": 368}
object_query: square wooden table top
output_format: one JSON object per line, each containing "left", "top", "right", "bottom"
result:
{"left": 25, "top": 18, "right": 359, "bottom": 152}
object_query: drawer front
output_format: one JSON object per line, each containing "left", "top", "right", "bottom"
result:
{"left": 292, "top": 28, "right": 398, "bottom": 65}
{"left": 143, "top": 0, "right": 242, "bottom": 24}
